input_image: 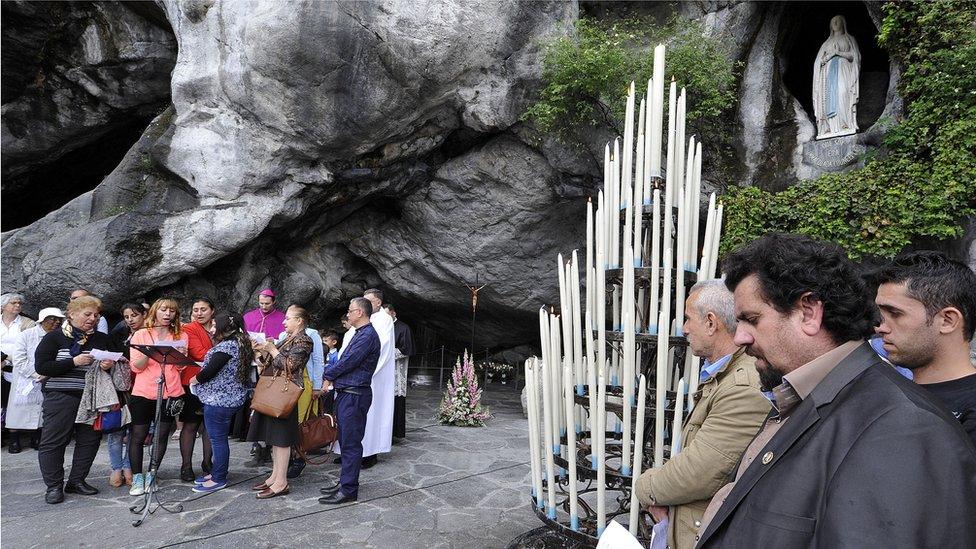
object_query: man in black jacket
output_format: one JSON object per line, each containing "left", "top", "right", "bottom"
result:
{"left": 696, "top": 233, "right": 976, "bottom": 548}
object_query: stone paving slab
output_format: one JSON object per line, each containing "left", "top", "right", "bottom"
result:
{"left": 0, "top": 385, "right": 541, "bottom": 548}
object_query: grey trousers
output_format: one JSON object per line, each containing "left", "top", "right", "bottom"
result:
{"left": 37, "top": 391, "right": 102, "bottom": 488}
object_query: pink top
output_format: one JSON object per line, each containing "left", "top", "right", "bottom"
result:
{"left": 129, "top": 328, "right": 189, "bottom": 399}
{"left": 243, "top": 308, "right": 286, "bottom": 339}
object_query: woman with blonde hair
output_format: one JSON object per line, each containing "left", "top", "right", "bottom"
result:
{"left": 34, "top": 295, "right": 114, "bottom": 504}
{"left": 127, "top": 298, "right": 188, "bottom": 496}
{"left": 248, "top": 306, "right": 313, "bottom": 499}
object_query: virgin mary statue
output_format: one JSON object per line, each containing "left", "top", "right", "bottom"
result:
{"left": 813, "top": 15, "right": 861, "bottom": 138}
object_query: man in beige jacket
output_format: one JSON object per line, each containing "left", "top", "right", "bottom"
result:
{"left": 635, "top": 280, "right": 770, "bottom": 549}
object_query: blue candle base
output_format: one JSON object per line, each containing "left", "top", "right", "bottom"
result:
{"left": 576, "top": 384, "right": 584, "bottom": 396}
{"left": 548, "top": 507, "right": 557, "bottom": 520}
{"left": 597, "top": 527, "right": 605, "bottom": 536}
{"left": 571, "top": 516, "right": 580, "bottom": 531}
{"left": 620, "top": 465, "right": 631, "bottom": 475}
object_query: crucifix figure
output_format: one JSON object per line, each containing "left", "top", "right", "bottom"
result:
{"left": 463, "top": 278, "right": 488, "bottom": 355}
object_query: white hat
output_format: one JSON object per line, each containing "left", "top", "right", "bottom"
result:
{"left": 37, "top": 307, "right": 66, "bottom": 321}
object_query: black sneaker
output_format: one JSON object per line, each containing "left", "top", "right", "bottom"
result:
{"left": 361, "top": 455, "right": 378, "bottom": 469}
{"left": 8, "top": 437, "right": 22, "bottom": 454}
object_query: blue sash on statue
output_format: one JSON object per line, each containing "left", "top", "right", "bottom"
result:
{"left": 826, "top": 56, "right": 840, "bottom": 118}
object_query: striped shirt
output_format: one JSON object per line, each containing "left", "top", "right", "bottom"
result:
{"left": 34, "top": 329, "right": 113, "bottom": 394}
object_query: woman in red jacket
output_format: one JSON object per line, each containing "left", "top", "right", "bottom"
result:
{"left": 178, "top": 298, "right": 215, "bottom": 482}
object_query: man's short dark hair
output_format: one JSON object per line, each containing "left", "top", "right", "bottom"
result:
{"left": 384, "top": 302, "right": 396, "bottom": 313}
{"left": 351, "top": 297, "right": 373, "bottom": 317}
{"left": 321, "top": 329, "right": 339, "bottom": 342}
{"left": 870, "top": 251, "right": 976, "bottom": 341}
{"left": 722, "top": 233, "right": 875, "bottom": 344}
{"left": 364, "top": 288, "right": 384, "bottom": 304}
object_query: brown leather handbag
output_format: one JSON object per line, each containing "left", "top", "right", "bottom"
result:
{"left": 250, "top": 354, "right": 302, "bottom": 419}
{"left": 298, "top": 405, "right": 338, "bottom": 463}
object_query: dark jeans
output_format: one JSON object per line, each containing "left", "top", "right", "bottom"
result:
{"left": 203, "top": 403, "right": 240, "bottom": 483}
{"left": 336, "top": 389, "right": 371, "bottom": 497}
{"left": 38, "top": 391, "right": 102, "bottom": 488}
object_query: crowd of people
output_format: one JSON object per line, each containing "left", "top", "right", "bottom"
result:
{"left": 0, "top": 286, "right": 414, "bottom": 506}
{"left": 635, "top": 237, "right": 976, "bottom": 548}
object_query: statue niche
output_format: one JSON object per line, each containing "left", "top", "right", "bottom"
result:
{"left": 813, "top": 15, "right": 861, "bottom": 139}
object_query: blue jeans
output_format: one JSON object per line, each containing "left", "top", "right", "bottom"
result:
{"left": 107, "top": 427, "right": 131, "bottom": 471}
{"left": 203, "top": 404, "right": 240, "bottom": 483}
{"left": 336, "top": 389, "right": 372, "bottom": 497}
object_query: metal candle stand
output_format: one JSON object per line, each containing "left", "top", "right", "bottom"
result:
{"left": 522, "top": 333, "right": 689, "bottom": 546}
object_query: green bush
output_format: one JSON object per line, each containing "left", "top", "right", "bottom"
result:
{"left": 722, "top": 1, "right": 976, "bottom": 259}
{"left": 522, "top": 16, "right": 738, "bottom": 142}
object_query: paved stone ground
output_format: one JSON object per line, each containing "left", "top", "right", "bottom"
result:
{"left": 0, "top": 384, "right": 541, "bottom": 548}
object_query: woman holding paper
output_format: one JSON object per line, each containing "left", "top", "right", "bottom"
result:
{"left": 189, "top": 312, "right": 253, "bottom": 493}
{"left": 127, "top": 298, "right": 189, "bottom": 497}
{"left": 33, "top": 295, "right": 114, "bottom": 504}
{"left": 248, "top": 306, "right": 313, "bottom": 499}
{"left": 178, "top": 298, "right": 216, "bottom": 482}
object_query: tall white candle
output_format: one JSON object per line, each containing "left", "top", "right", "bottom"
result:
{"left": 562, "top": 356, "right": 580, "bottom": 530}
{"left": 649, "top": 44, "right": 666, "bottom": 177}
{"left": 661, "top": 244, "right": 674, "bottom": 340}
{"left": 644, "top": 85, "right": 653, "bottom": 206}
{"left": 698, "top": 193, "right": 716, "bottom": 277}
{"left": 688, "top": 355, "right": 702, "bottom": 410}
{"left": 539, "top": 312, "right": 557, "bottom": 518}
{"left": 665, "top": 80, "right": 677, "bottom": 207}
{"left": 571, "top": 251, "right": 584, "bottom": 396}
{"left": 633, "top": 134, "right": 645, "bottom": 268}
{"left": 612, "top": 284, "right": 621, "bottom": 333}
{"left": 649, "top": 188, "right": 662, "bottom": 335}
{"left": 597, "top": 372, "right": 607, "bottom": 535}
{"left": 558, "top": 258, "right": 575, "bottom": 425}
{"left": 672, "top": 377, "right": 686, "bottom": 457}
{"left": 526, "top": 359, "right": 545, "bottom": 509}
{"left": 654, "top": 309, "right": 668, "bottom": 467}
{"left": 611, "top": 138, "right": 621, "bottom": 268}
{"left": 689, "top": 142, "right": 703, "bottom": 273}
{"left": 586, "top": 306, "right": 598, "bottom": 468}
{"left": 628, "top": 374, "right": 648, "bottom": 535}
{"left": 710, "top": 202, "right": 724, "bottom": 279}
{"left": 586, "top": 199, "right": 594, "bottom": 328}
{"left": 550, "top": 312, "right": 564, "bottom": 450}
{"left": 620, "top": 245, "right": 635, "bottom": 476}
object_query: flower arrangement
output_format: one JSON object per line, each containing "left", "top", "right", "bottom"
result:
{"left": 438, "top": 351, "right": 492, "bottom": 427}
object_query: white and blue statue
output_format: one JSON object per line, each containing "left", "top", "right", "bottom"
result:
{"left": 813, "top": 15, "right": 861, "bottom": 139}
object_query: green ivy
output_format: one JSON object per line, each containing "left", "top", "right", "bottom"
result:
{"left": 722, "top": 1, "right": 976, "bottom": 259}
{"left": 522, "top": 16, "right": 738, "bottom": 143}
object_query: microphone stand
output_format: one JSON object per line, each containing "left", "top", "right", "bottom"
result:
{"left": 129, "top": 344, "right": 194, "bottom": 527}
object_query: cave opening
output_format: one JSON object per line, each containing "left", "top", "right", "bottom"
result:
{"left": 1, "top": 116, "right": 159, "bottom": 231}
{"left": 779, "top": 1, "right": 890, "bottom": 132}
{"left": 0, "top": 1, "right": 175, "bottom": 232}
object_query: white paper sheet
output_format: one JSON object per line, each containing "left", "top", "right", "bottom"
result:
{"left": 90, "top": 349, "right": 124, "bottom": 362}
{"left": 248, "top": 331, "right": 267, "bottom": 344}
{"left": 597, "top": 520, "right": 645, "bottom": 549}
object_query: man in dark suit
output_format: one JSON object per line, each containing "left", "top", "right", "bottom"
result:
{"left": 696, "top": 233, "right": 976, "bottom": 548}
{"left": 319, "top": 297, "right": 380, "bottom": 504}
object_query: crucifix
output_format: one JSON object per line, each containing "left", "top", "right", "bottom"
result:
{"left": 463, "top": 275, "right": 489, "bottom": 354}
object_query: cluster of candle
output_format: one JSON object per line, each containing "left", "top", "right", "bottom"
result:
{"left": 523, "top": 43, "right": 726, "bottom": 539}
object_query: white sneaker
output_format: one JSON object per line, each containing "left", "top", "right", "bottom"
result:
{"left": 129, "top": 473, "right": 145, "bottom": 496}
